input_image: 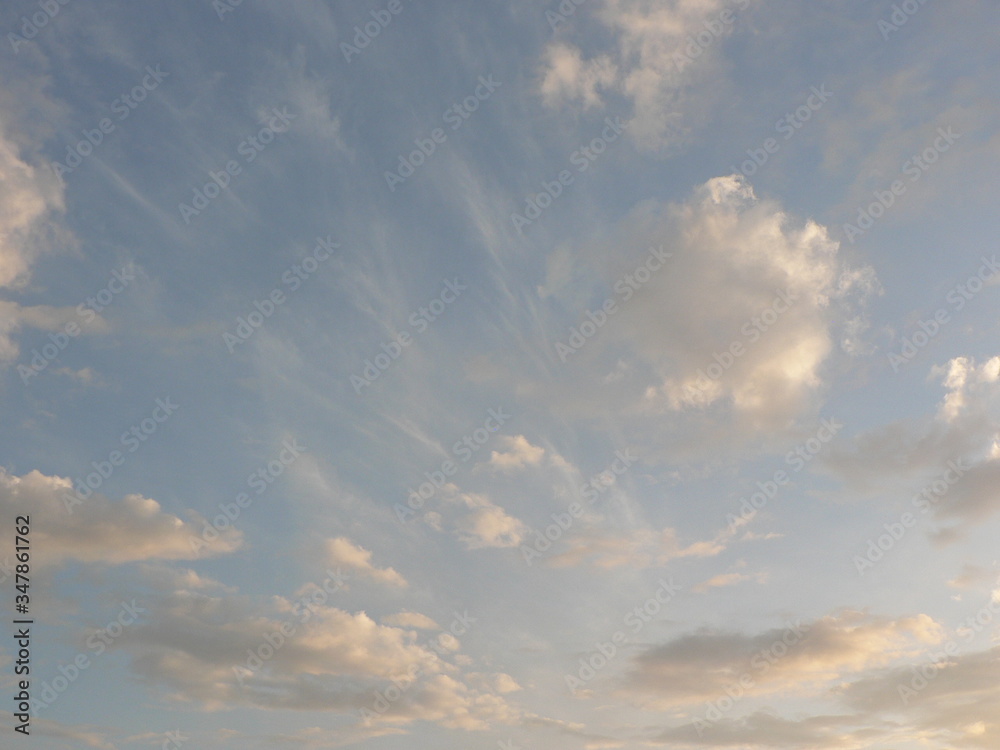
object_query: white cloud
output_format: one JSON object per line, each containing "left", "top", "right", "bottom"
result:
{"left": 539, "top": 0, "right": 751, "bottom": 150}
{"left": 0, "top": 469, "right": 240, "bottom": 567}
{"left": 452, "top": 491, "right": 527, "bottom": 550}
{"left": 324, "top": 537, "right": 407, "bottom": 587}
{"left": 0, "top": 117, "right": 74, "bottom": 364}
{"left": 540, "top": 43, "right": 618, "bottom": 110}
{"left": 544, "top": 174, "right": 876, "bottom": 455}
{"left": 488, "top": 435, "right": 546, "bottom": 471}
{"left": 108, "top": 588, "right": 520, "bottom": 730}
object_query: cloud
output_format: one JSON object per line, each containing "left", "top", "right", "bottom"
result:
{"left": 547, "top": 525, "right": 727, "bottom": 569}
{"left": 451, "top": 491, "right": 527, "bottom": 550}
{"left": 383, "top": 611, "right": 441, "bottom": 630}
{"left": 653, "top": 710, "right": 874, "bottom": 748}
{"left": 692, "top": 572, "right": 753, "bottom": 593}
{"left": 0, "top": 115, "right": 74, "bottom": 364}
{"left": 824, "top": 355, "right": 1000, "bottom": 534}
{"left": 948, "top": 564, "right": 998, "bottom": 590}
{"left": 0, "top": 126, "right": 64, "bottom": 288}
{"left": 488, "top": 435, "right": 547, "bottom": 471}
{"left": 540, "top": 43, "right": 618, "bottom": 110}
{"left": 627, "top": 176, "right": 874, "bottom": 424}
{"left": 0, "top": 469, "right": 241, "bottom": 567}
{"left": 324, "top": 537, "right": 407, "bottom": 587}
{"left": 622, "top": 610, "right": 942, "bottom": 708}
{"left": 536, "top": 174, "right": 877, "bottom": 458}
{"left": 538, "top": 0, "right": 752, "bottom": 150}
{"left": 12, "top": 716, "right": 116, "bottom": 750}
{"left": 108, "top": 588, "right": 519, "bottom": 731}
{"left": 837, "top": 644, "right": 1000, "bottom": 748}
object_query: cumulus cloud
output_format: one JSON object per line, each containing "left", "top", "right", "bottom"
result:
{"left": 0, "top": 469, "right": 240, "bottom": 567}
{"left": 324, "top": 537, "right": 407, "bottom": 587}
{"left": 541, "top": 174, "right": 876, "bottom": 456}
{"left": 629, "top": 177, "right": 873, "bottom": 423}
{"left": 451, "top": 491, "right": 527, "bottom": 550}
{"left": 488, "top": 435, "right": 547, "bottom": 471}
{"left": 108, "top": 588, "right": 519, "bottom": 730}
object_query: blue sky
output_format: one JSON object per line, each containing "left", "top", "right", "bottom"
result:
{"left": 2, "top": 0, "right": 1000, "bottom": 748}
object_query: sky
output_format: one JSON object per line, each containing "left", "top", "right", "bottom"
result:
{"left": 1, "top": 0, "right": 1000, "bottom": 748}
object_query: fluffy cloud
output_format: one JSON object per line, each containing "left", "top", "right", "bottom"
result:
{"left": 0, "top": 120, "right": 72, "bottom": 363}
{"left": 628, "top": 177, "right": 873, "bottom": 424}
{"left": 110, "top": 588, "right": 519, "bottom": 730}
{"left": 324, "top": 537, "right": 407, "bottom": 587}
{"left": 539, "top": 0, "right": 751, "bottom": 150}
{"left": 0, "top": 128, "right": 63, "bottom": 288}
{"left": 488, "top": 435, "right": 547, "bottom": 471}
{"left": 540, "top": 43, "right": 618, "bottom": 110}
{"left": 0, "top": 469, "right": 240, "bottom": 567}
{"left": 540, "top": 174, "right": 876, "bottom": 457}
{"left": 451, "top": 491, "right": 527, "bottom": 549}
